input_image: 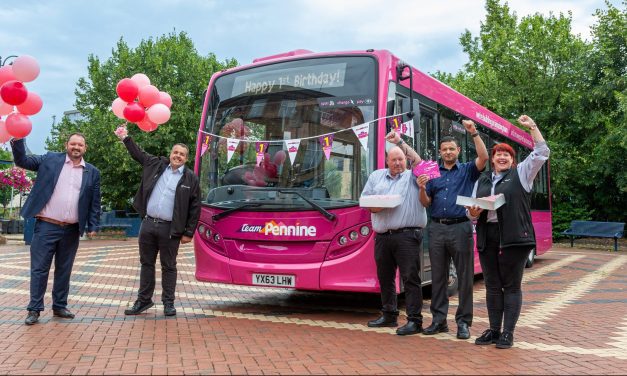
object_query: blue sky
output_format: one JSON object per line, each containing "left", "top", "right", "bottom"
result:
{"left": 0, "top": 0, "right": 620, "bottom": 153}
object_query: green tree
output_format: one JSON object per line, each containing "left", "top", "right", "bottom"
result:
{"left": 433, "top": 0, "right": 626, "bottom": 235}
{"left": 47, "top": 31, "right": 237, "bottom": 209}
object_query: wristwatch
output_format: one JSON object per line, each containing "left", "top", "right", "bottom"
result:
{"left": 396, "top": 139, "right": 404, "bottom": 146}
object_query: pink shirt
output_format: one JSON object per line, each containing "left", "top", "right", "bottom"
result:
{"left": 38, "top": 155, "right": 85, "bottom": 224}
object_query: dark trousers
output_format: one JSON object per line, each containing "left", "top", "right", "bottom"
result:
{"left": 374, "top": 229, "right": 424, "bottom": 322}
{"left": 137, "top": 219, "right": 182, "bottom": 304}
{"left": 28, "top": 220, "right": 80, "bottom": 312}
{"left": 478, "top": 223, "right": 531, "bottom": 333}
{"left": 428, "top": 221, "right": 474, "bottom": 325}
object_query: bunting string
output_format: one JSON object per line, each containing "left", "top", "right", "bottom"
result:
{"left": 197, "top": 112, "right": 412, "bottom": 143}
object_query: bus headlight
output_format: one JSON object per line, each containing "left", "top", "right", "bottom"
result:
{"left": 213, "top": 233, "right": 221, "bottom": 242}
{"left": 338, "top": 236, "right": 348, "bottom": 245}
{"left": 198, "top": 225, "right": 205, "bottom": 236}
{"left": 360, "top": 226, "right": 370, "bottom": 236}
{"left": 349, "top": 231, "right": 358, "bottom": 241}
{"left": 206, "top": 228, "right": 212, "bottom": 238}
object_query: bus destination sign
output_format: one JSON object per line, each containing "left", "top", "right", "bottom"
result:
{"left": 232, "top": 63, "right": 347, "bottom": 96}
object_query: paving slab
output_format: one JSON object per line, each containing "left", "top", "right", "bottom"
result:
{"left": 1, "top": 240, "right": 626, "bottom": 374}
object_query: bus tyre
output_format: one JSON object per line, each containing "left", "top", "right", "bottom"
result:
{"left": 525, "top": 248, "right": 536, "bottom": 268}
{"left": 447, "top": 259, "right": 458, "bottom": 297}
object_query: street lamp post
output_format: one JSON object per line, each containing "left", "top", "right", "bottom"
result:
{"left": 0, "top": 55, "right": 17, "bottom": 67}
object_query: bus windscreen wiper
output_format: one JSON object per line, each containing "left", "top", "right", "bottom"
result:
{"left": 212, "top": 203, "right": 263, "bottom": 221}
{"left": 277, "top": 189, "right": 336, "bottom": 222}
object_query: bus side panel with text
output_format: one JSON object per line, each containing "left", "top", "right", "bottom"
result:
{"left": 193, "top": 49, "right": 552, "bottom": 293}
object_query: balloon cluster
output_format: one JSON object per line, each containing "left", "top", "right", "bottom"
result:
{"left": 0, "top": 55, "right": 42, "bottom": 142}
{"left": 112, "top": 73, "right": 172, "bottom": 132}
{"left": 244, "top": 151, "right": 287, "bottom": 186}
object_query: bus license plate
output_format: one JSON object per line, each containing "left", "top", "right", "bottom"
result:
{"left": 252, "top": 273, "right": 295, "bottom": 287}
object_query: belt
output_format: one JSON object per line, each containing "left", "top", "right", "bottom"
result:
{"left": 36, "top": 216, "right": 76, "bottom": 227}
{"left": 378, "top": 227, "right": 422, "bottom": 235}
{"left": 145, "top": 215, "right": 171, "bottom": 224}
{"left": 431, "top": 217, "right": 469, "bottom": 225}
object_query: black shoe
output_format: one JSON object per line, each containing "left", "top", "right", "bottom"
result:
{"left": 457, "top": 321, "right": 470, "bottom": 339}
{"left": 495, "top": 331, "right": 514, "bottom": 349}
{"left": 423, "top": 321, "right": 449, "bottom": 335}
{"left": 367, "top": 314, "right": 398, "bottom": 328}
{"left": 53, "top": 308, "right": 75, "bottom": 319}
{"left": 164, "top": 303, "right": 177, "bottom": 316}
{"left": 396, "top": 321, "right": 422, "bottom": 336}
{"left": 475, "top": 329, "right": 501, "bottom": 345}
{"left": 124, "top": 300, "right": 154, "bottom": 315}
{"left": 25, "top": 311, "right": 40, "bottom": 325}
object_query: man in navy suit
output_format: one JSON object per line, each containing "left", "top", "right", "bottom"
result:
{"left": 11, "top": 133, "right": 101, "bottom": 325}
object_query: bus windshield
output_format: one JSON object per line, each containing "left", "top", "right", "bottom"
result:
{"left": 199, "top": 56, "right": 377, "bottom": 211}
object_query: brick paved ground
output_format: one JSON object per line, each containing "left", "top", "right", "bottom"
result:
{"left": 1, "top": 240, "right": 626, "bottom": 375}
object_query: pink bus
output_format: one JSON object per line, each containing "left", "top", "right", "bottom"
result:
{"left": 193, "top": 49, "right": 552, "bottom": 293}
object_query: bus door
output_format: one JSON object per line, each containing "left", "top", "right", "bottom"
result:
{"left": 417, "top": 107, "right": 438, "bottom": 284}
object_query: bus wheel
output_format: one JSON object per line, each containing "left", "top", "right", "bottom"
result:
{"left": 525, "top": 248, "right": 536, "bottom": 268}
{"left": 447, "top": 259, "right": 458, "bottom": 297}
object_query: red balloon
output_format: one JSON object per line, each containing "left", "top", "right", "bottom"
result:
{"left": 5, "top": 113, "right": 32, "bottom": 138}
{"left": 0, "top": 80, "right": 28, "bottom": 106}
{"left": 16, "top": 91, "right": 43, "bottom": 115}
{"left": 138, "top": 84, "right": 160, "bottom": 107}
{"left": 0, "top": 66, "right": 17, "bottom": 86}
{"left": 137, "top": 117, "right": 158, "bottom": 132}
{"left": 116, "top": 78, "right": 139, "bottom": 102}
{"left": 123, "top": 102, "right": 145, "bottom": 123}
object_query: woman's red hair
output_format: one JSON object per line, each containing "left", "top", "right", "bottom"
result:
{"left": 491, "top": 143, "right": 516, "bottom": 168}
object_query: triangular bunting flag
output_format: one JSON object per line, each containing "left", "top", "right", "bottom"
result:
{"left": 387, "top": 115, "right": 403, "bottom": 134}
{"left": 200, "top": 134, "right": 212, "bottom": 157}
{"left": 255, "top": 142, "right": 269, "bottom": 166}
{"left": 401, "top": 119, "right": 414, "bottom": 138}
{"left": 352, "top": 122, "right": 370, "bottom": 151}
{"left": 319, "top": 134, "right": 334, "bottom": 160}
{"left": 285, "top": 139, "right": 301, "bottom": 166}
{"left": 226, "top": 138, "right": 240, "bottom": 163}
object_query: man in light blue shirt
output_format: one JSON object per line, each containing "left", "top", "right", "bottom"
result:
{"left": 115, "top": 126, "right": 201, "bottom": 317}
{"left": 361, "top": 130, "right": 427, "bottom": 336}
{"left": 146, "top": 165, "right": 184, "bottom": 221}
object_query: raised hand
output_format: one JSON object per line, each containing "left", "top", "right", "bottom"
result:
{"left": 385, "top": 130, "right": 401, "bottom": 144}
{"left": 462, "top": 119, "right": 477, "bottom": 134}
{"left": 416, "top": 175, "right": 430, "bottom": 189}
{"left": 114, "top": 125, "right": 128, "bottom": 141}
{"left": 517, "top": 115, "right": 537, "bottom": 129}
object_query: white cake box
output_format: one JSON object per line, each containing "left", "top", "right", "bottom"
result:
{"left": 359, "top": 194, "right": 403, "bottom": 208}
{"left": 456, "top": 194, "right": 506, "bottom": 210}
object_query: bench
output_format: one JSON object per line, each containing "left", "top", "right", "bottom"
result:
{"left": 97, "top": 224, "right": 131, "bottom": 239}
{"left": 562, "top": 221, "right": 625, "bottom": 252}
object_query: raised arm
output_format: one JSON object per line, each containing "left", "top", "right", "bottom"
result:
{"left": 463, "top": 120, "right": 488, "bottom": 171}
{"left": 417, "top": 176, "right": 431, "bottom": 207}
{"left": 385, "top": 130, "right": 421, "bottom": 169}
{"left": 516, "top": 115, "right": 550, "bottom": 192}
{"left": 115, "top": 126, "right": 153, "bottom": 165}
{"left": 9, "top": 138, "right": 45, "bottom": 171}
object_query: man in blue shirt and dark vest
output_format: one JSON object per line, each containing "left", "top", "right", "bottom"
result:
{"left": 417, "top": 119, "right": 488, "bottom": 339}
